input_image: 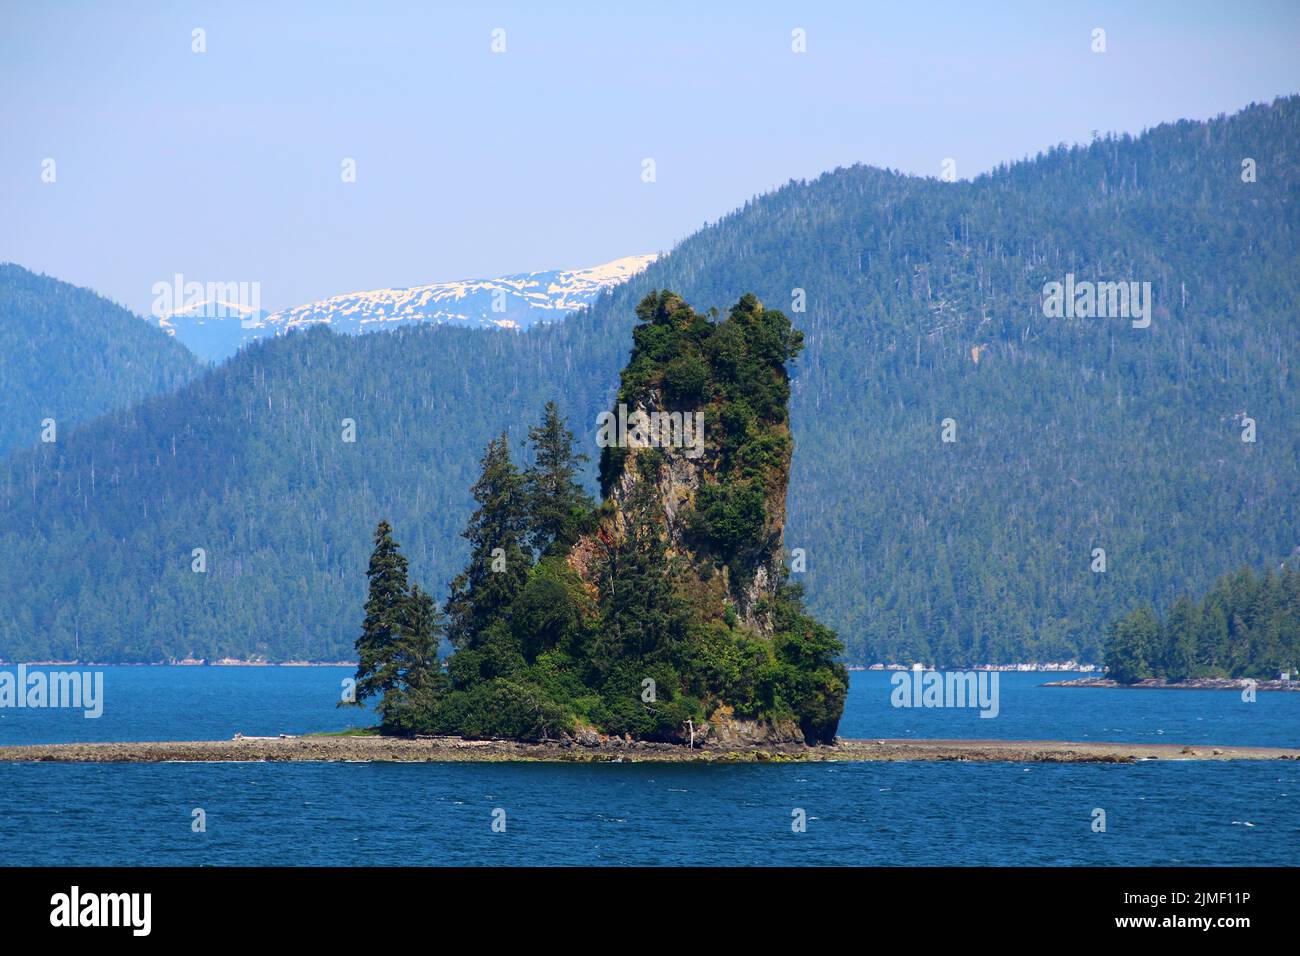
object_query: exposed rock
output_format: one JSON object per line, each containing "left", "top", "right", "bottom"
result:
{"left": 569, "top": 293, "right": 795, "bottom": 636}
{"left": 3, "top": 735, "right": 1296, "bottom": 764}
{"left": 707, "top": 706, "right": 804, "bottom": 746}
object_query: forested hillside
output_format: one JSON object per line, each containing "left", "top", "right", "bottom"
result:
{"left": 0, "top": 265, "right": 200, "bottom": 459}
{"left": 1, "top": 98, "right": 1296, "bottom": 664}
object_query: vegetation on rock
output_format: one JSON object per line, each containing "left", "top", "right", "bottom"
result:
{"left": 349, "top": 293, "right": 847, "bottom": 744}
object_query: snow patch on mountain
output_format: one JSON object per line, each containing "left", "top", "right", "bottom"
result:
{"left": 159, "top": 255, "right": 656, "bottom": 363}
{"left": 262, "top": 254, "right": 657, "bottom": 334}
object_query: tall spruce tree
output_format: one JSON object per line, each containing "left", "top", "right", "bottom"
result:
{"left": 353, "top": 520, "right": 410, "bottom": 707}
{"left": 444, "top": 433, "right": 532, "bottom": 655}
{"left": 379, "top": 582, "right": 448, "bottom": 733}
{"left": 523, "top": 401, "right": 593, "bottom": 555}
{"left": 1160, "top": 595, "right": 1200, "bottom": 681}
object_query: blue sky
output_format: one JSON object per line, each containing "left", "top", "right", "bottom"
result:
{"left": 2, "top": 0, "right": 1298, "bottom": 315}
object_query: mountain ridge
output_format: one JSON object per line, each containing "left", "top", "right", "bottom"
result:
{"left": 0, "top": 264, "right": 201, "bottom": 460}
{"left": 156, "top": 254, "right": 657, "bottom": 362}
{"left": 1, "top": 97, "right": 1296, "bottom": 665}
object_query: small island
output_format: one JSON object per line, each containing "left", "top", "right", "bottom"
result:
{"left": 347, "top": 291, "right": 848, "bottom": 747}
{"left": 1087, "top": 565, "right": 1299, "bottom": 688}
{"left": 5, "top": 294, "right": 1294, "bottom": 767}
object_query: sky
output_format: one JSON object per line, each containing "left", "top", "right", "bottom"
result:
{"left": 2, "top": 0, "right": 1299, "bottom": 316}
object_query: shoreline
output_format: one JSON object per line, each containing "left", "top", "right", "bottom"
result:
{"left": 1045, "top": 676, "right": 1298, "bottom": 691}
{"left": 5, "top": 662, "right": 1092, "bottom": 670}
{"left": 1, "top": 736, "right": 1295, "bottom": 765}
{"left": 0, "top": 661, "right": 358, "bottom": 668}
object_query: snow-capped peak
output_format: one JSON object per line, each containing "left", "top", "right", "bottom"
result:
{"left": 260, "top": 254, "right": 658, "bottom": 334}
{"left": 158, "top": 254, "right": 657, "bottom": 363}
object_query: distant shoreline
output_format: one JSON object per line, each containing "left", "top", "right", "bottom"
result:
{"left": 1045, "top": 676, "right": 1299, "bottom": 691}
{"left": 1, "top": 736, "right": 1295, "bottom": 765}
{"left": 0, "top": 660, "right": 358, "bottom": 667}
{"left": 3, "top": 661, "right": 1094, "bottom": 670}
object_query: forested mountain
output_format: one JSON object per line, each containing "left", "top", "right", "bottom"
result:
{"left": 1, "top": 98, "right": 1296, "bottom": 664}
{"left": 0, "top": 265, "right": 200, "bottom": 459}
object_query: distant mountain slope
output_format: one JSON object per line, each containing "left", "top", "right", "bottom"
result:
{"left": 1, "top": 98, "right": 1296, "bottom": 664}
{"left": 0, "top": 265, "right": 200, "bottom": 459}
{"left": 157, "top": 255, "right": 657, "bottom": 362}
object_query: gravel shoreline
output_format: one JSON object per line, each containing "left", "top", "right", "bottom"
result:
{"left": 0, "top": 736, "right": 1295, "bottom": 764}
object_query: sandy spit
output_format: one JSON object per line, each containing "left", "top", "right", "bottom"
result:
{"left": 0, "top": 736, "right": 1296, "bottom": 764}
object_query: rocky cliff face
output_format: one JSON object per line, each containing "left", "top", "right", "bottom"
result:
{"left": 563, "top": 291, "right": 840, "bottom": 744}
{"left": 589, "top": 386, "right": 789, "bottom": 636}
{"left": 411, "top": 289, "right": 845, "bottom": 746}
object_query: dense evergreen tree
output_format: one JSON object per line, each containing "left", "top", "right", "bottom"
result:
{"left": 1103, "top": 604, "right": 1159, "bottom": 683}
{"left": 380, "top": 583, "right": 449, "bottom": 733}
{"left": 1104, "top": 566, "right": 1300, "bottom": 682}
{"left": 523, "top": 401, "right": 593, "bottom": 555}
{"left": 397, "top": 583, "right": 444, "bottom": 691}
{"left": 351, "top": 524, "right": 446, "bottom": 729}
{"left": 353, "top": 521, "right": 412, "bottom": 708}
{"left": 444, "top": 434, "right": 533, "bottom": 684}
{"left": 1160, "top": 595, "right": 1200, "bottom": 680}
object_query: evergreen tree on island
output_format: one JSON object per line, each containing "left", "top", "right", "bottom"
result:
{"left": 382, "top": 583, "right": 448, "bottom": 733}
{"left": 444, "top": 433, "right": 532, "bottom": 678}
{"left": 355, "top": 293, "right": 849, "bottom": 744}
{"left": 350, "top": 522, "right": 445, "bottom": 729}
{"left": 1103, "top": 566, "right": 1299, "bottom": 683}
{"left": 352, "top": 521, "right": 412, "bottom": 712}
{"left": 523, "top": 401, "right": 594, "bottom": 556}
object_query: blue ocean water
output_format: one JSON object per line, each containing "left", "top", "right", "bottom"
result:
{"left": 3, "top": 667, "right": 1296, "bottom": 748}
{"left": 0, "top": 667, "right": 1296, "bottom": 865}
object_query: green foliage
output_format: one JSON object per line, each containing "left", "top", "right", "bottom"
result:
{"left": 350, "top": 522, "right": 446, "bottom": 730}
{"left": 598, "top": 291, "right": 799, "bottom": 504}
{"left": 353, "top": 521, "right": 410, "bottom": 704}
{"left": 509, "top": 560, "right": 585, "bottom": 662}
{"left": 523, "top": 401, "right": 594, "bottom": 555}
{"left": 662, "top": 353, "right": 712, "bottom": 405}
{"left": 426, "top": 678, "right": 572, "bottom": 741}
{"left": 444, "top": 434, "right": 532, "bottom": 653}
{"left": 373, "top": 309, "right": 847, "bottom": 743}
{"left": 1104, "top": 566, "right": 1300, "bottom": 681}
{"left": 689, "top": 482, "right": 767, "bottom": 560}
{"left": 1103, "top": 604, "right": 1159, "bottom": 684}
